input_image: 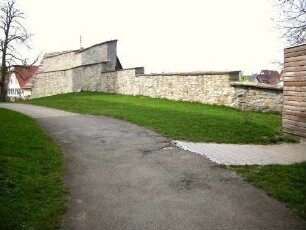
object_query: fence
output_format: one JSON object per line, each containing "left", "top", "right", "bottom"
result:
{"left": 282, "top": 44, "right": 306, "bottom": 137}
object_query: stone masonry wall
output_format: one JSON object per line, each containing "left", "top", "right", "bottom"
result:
{"left": 32, "top": 63, "right": 109, "bottom": 98}
{"left": 41, "top": 40, "right": 117, "bottom": 72}
{"left": 32, "top": 40, "right": 119, "bottom": 98}
{"left": 31, "top": 70, "right": 73, "bottom": 98}
{"left": 72, "top": 64, "right": 105, "bottom": 92}
{"left": 31, "top": 40, "right": 283, "bottom": 113}
{"left": 42, "top": 51, "right": 80, "bottom": 72}
{"left": 97, "top": 70, "right": 240, "bottom": 107}
{"left": 231, "top": 82, "right": 283, "bottom": 113}
{"left": 32, "top": 66, "right": 283, "bottom": 113}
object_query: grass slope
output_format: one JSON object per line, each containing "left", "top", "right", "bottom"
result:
{"left": 227, "top": 163, "right": 306, "bottom": 219}
{"left": 26, "top": 92, "right": 297, "bottom": 144}
{"left": 0, "top": 108, "right": 67, "bottom": 230}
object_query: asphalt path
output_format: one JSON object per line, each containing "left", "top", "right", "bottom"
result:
{"left": 1, "top": 103, "right": 305, "bottom": 230}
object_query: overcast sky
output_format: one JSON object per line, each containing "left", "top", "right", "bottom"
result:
{"left": 17, "top": 0, "right": 285, "bottom": 74}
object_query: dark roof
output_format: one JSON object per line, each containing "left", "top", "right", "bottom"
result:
{"left": 115, "top": 56, "right": 123, "bottom": 70}
{"left": 12, "top": 66, "right": 39, "bottom": 89}
{"left": 256, "top": 70, "right": 280, "bottom": 84}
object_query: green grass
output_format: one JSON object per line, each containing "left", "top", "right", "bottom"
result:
{"left": 226, "top": 163, "right": 306, "bottom": 219}
{"left": 25, "top": 92, "right": 297, "bottom": 144}
{"left": 0, "top": 108, "right": 67, "bottom": 230}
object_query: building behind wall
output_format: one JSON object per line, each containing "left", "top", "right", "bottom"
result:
{"left": 7, "top": 66, "right": 39, "bottom": 101}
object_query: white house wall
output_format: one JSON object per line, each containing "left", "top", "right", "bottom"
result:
{"left": 7, "top": 74, "right": 22, "bottom": 97}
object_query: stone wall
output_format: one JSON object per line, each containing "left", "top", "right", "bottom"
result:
{"left": 31, "top": 70, "right": 73, "bottom": 98}
{"left": 32, "top": 40, "right": 119, "bottom": 98}
{"left": 231, "top": 82, "right": 283, "bottom": 113}
{"left": 98, "top": 70, "right": 282, "bottom": 111}
{"left": 41, "top": 40, "right": 117, "bottom": 72}
{"left": 42, "top": 51, "right": 80, "bottom": 72}
{"left": 109, "top": 71, "right": 240, "bottom": 106}
{"left": 31, "top": 40, "right": 285, "bottom": 113}
{"left": 32, "top": 66, "right": 284, "bottom": 113}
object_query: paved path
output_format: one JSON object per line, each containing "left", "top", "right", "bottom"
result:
{"left": 1, "top": 103, "right": 305, "bottom": 230}
{"left": 176, "top": 141, "right": 306, "bottom": 165}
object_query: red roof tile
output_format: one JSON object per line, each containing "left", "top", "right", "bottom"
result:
{"left": 12, "top": 66, "right": 39, "bottom": 89}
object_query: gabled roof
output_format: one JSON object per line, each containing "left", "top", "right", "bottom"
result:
{"left": 12, "top": 66, "right": 39, "bottom": 89}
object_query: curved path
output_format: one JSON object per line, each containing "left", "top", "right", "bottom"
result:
{"left": 1, "top": 103, "right": 305, "bottom": 230}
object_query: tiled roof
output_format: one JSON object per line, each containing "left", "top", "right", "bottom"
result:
{"left": 256, "top": 70, "right": 280, "bottom": 84}
{"left": 13, "top": 66, "right": 39, "bottom": 89}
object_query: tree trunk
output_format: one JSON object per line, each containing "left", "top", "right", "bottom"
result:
{"left": 0, "top": 48, "right": 7, "bottom": 102}
{"left": 0, "top": 70, "right": 7, "bottom": 102}
{"left": 0, "top": 21, "right": 9, "bottom": 102}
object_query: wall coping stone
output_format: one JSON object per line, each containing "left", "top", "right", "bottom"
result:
{"left": 140, "top": 71, "right": 241, "bottom": 76}
{"left": 284, "top": 42, "right": 306, "bottom": 50}
{"left": 231, "top": 81, "right": 283, "bottom": 91}
{"left": 44, "top": 40, "right": 118, "bottom": 59}
{"left": 43, "top": 50, "right": 78, "bottom": 59}
{"left": 101, "top": 67, "right": 145, "bottom": 74}
{"left": 76, "top": 40, "right": 118, "bottom": 54}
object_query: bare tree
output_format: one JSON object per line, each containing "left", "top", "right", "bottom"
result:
{"left": 275, "top": 0, "right": 306, "bottom": 45}
{"left": 0, "top": 0, "right": 36, "bottom": 101}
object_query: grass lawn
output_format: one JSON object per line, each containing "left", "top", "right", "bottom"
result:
{"left": 226, "top": 163, "right": 306, "bottom": 220}
{"left": 25, "top": 92, "right": 297, "bottom": 144}
{"left": 0, "top": 108, "right": 67, "bottom": 229}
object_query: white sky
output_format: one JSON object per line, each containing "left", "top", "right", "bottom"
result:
{"left": 17, "top": 0, "right": 285, "bottom": 74}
